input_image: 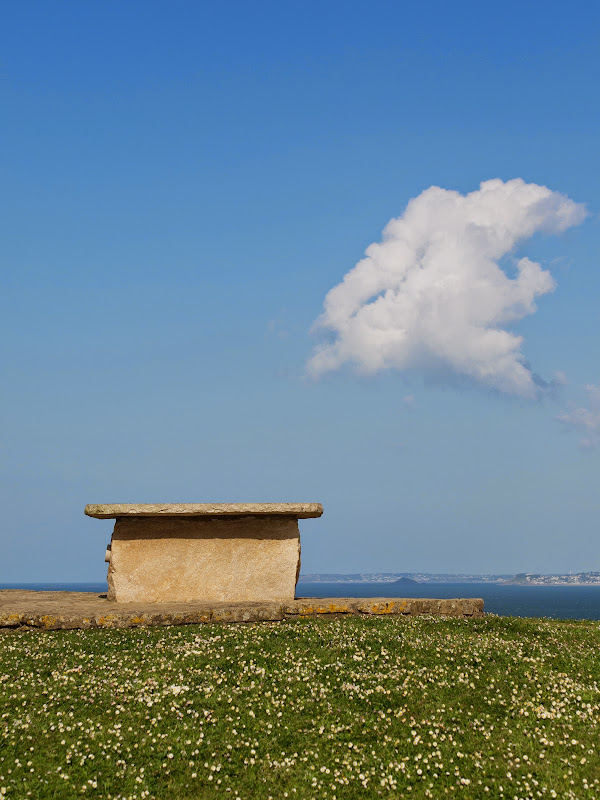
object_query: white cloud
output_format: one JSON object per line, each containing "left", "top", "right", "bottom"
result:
{"left": 307, "top": 179, "right": 586, "bottom": 398}
{"left": 552, "top": 370, "right": 568, "bottom": 387}
{"left": 558, "top": 385, "right": 600, "bottom": 448}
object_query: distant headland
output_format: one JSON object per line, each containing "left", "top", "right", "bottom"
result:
{"left": 299, "top": 572, "right": 600, "bottom": 586}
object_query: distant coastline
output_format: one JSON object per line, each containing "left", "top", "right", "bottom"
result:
{"left": 3, "top": 573, "right": 600, "bottom": 591}
{"left": 299, "top": 571, "right": 600, "bottom": 586}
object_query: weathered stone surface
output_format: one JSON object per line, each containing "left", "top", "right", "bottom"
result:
{"left": 106, "top": 516, "right": 301, "bottom": 603}
{"left": 0, "top": 591, "right": 484, "bottom": 630}
{"left": 85, "top": 503, "right": 323, "bottom": 519}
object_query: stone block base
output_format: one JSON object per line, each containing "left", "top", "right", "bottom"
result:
{"left": 107, "top": 515, "right": 301, "bottom": 603}
{"left": 0, "top": 592, "right": 485, "bottom": 630}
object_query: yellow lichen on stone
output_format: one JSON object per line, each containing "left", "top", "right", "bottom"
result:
{"left": 370, "top": 603, "right": 392, "bottom": 613}
{"left": 0, "top": 613, "right": 24, "bottom": 626}
{"left": 38, "top": 615, "right": 59, "bottom": 629}
{"left": 96, "top": 615, "right": 120, "bottom": 627}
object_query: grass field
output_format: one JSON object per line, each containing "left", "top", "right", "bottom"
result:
{"left": 1, "top": 615, "right": 599, "bottom": 799}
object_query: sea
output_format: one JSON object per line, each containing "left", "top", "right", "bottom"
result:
{"left": 2, "top": 581, "right": 600, "bottom": 621}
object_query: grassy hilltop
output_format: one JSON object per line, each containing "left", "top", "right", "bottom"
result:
{"left": 1, "top": 616, "right": 599, "bottom": 799}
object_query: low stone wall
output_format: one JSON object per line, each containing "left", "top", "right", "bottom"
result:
{"left": 0, "top": 591, "right": 484, "bottom": 631}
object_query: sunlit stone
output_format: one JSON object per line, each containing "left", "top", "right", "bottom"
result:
{"left": 85, "top": 503, "right": 323, "bottom": 603}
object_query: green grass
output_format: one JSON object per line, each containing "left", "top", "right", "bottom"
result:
{"left": 1, "top": 616, "right": 599, "bottom": 799}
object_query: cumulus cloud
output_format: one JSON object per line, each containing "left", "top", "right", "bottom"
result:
{"left": 307, "top": 179, "right": 586, "bottom": 398}
{"left": 558, "top": 385, "right": 600, "bottom": 448}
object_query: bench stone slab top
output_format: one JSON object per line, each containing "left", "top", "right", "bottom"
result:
{"left": 85, "top": 503, "right": 323, "bottom": 519}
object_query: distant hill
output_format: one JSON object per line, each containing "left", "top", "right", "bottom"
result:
{"left": 393, "top": 577, "right": 419, "bottom": 585}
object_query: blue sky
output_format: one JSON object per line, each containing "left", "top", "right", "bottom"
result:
{"left": 1, "top": 1, "right": 599, "bottom": 581}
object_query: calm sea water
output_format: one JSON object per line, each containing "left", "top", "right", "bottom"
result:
{"left": 1, "top": 583, "right": 109, "bottom": 594}
{"left": 2, "top": 582, "right": 600, "bottom": 621}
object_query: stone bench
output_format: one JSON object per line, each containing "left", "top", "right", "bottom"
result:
{"left": 85, "top": 503, "right": 323, "bottom": 603}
